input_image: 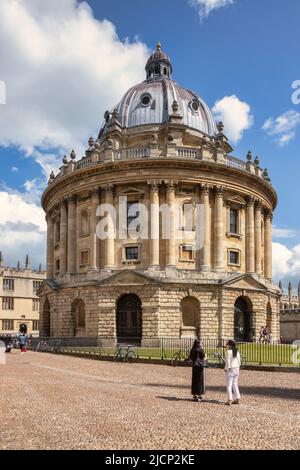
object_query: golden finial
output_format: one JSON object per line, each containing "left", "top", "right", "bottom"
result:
{"left": 156, "top": 42, "right": 161, "bottom": 50}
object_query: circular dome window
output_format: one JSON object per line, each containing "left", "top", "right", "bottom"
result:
{"left": 190, "top": 99, "right": 200, "bottom": 112}
{"left": 141, "top": 93, "right": 152, "bottom": 107}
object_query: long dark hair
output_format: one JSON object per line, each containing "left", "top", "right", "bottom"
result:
{"left": 227, "top": 339, "right": 238, "bottom": 358}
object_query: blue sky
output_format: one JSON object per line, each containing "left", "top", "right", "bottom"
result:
{"left": 0, "top": 0, "right": 300, "bottom": 287}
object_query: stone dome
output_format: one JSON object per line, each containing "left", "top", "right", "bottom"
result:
{"left": 99, "top": 44, "right": 217, "bottom": 140}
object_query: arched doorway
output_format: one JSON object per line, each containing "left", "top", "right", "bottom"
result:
{"left": 116, "top": 294, "right": 142, "bottom": 342}
{"left": 71, "top": 299, "right": 86, "bottom": 336}
{"left": 42, "top": 298, "right": 50, "bottom": 337}
{"left": 180, "top": 297, "right": 200, "bottom": 338}
{"left": 234, "top": 297, "right": 253, "bottom": 342}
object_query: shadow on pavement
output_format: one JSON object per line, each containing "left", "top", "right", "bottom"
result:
{"left": 157, "top": 396, "right": 222, "bottom": 404}
{"left": 147, "top": 383, "right": 300, "bottom": 400}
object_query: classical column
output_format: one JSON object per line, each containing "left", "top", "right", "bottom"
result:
{"left": 201, "top": 184, "right": 211, "bottom": 271}
{"left": 254, "top": 201, "right": 262, "bottom": 275}
{"left": 104, "top": 184, "right": 115, "bottom": 269}
{"left": 59, "top": 199, "right": 68, "bottom": 274}
{"left": 90, "top": 188, "right": 100, "bottom": 270}
{"left": 46, "top": 213, "right": 54, "bottom": 278}
{"left": 264, "top": 209, "right": 273, "bottom": 280}
{"left": 246, "top": 196, "right": 255, "bottom": 274}
{"left": 166, "top": 181, "right": 177, "bottom": 267}
{"left": 149, "top": 181, "right": 160, "bottom": 268}
{"left": 214, "top": 186, "right": 224, "bottom": 271}
{"left": 67, "top": 196, "right": 77, "bottom": 273}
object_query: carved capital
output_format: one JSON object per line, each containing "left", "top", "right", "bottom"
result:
{"left": 103, "top": 184, "right": 114, "bottom": 197}
{"left": 148, "top": 180, "right": 161, "bottom": 193}
{"left": 90, "top": 187, "right": 100, "bottom": 200}
{"left": 165, "top": 180, "right": 177, "bottom": 193}
{"left": 200, "top": 183, "right": 210, "bottom": 196}
{"left": 67, "top": 195, "right": 77, "bottom": 205}
{"left": 246, "top": 195, "right": 255, "bottom": 207}
{"left": 264, "top": 209, "right": 273, "bottom": 222}
{"left": 214, "top": 186, "right": 224, "bottom": 198}
{"left": 255, "top": 199, "right": 263, "bottom": 212}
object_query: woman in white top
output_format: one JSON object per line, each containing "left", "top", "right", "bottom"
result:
{"left": 224, "top": 340, "right": 241, "bottom": 406}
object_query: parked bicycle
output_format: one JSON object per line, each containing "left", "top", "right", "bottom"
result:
{"left": 207, "top": 350, "right": 246, "bottom": 369}
{"left": 171, "top": 349, "right": 192, "bottom": 367}
{"left": 53, "top": 340, "right": 62, "bottom": 354}
{"left": 35, "top": 340, "right": 50, "bottom": 352}
{"left": 114, "top": 344, "right": 137, "bottom": 362}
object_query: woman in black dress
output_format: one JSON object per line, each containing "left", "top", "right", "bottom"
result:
{"left": 189, "top": 339, "right": 206, "bottom": 402}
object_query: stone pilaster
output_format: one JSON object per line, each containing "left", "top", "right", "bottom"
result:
{"left": 104, "top": 184, "right": 115, "bottom": 269}
{"left": 149, "top": 181, "right": 160, "bottom": 268}
{"left": 246, "top": 196, "right": 255, "bottom": 274}
{"left": 90, "top": 188, "right": 100, "bottom": 270}
{"left": 166, "top": 181, "right": 177, "bottom": 267}
{"left": 264, "top": 209, "right": 273, "bottom": 280}
{"left": 67, "top": 196, "right": 77, "bottom": 273}
{"left": 201, "top": 184, "right": 211, "bottom": 271}
{"left": 59, "top": 199, "right": 68, "bottom": 274}
{"left": 254, "top": 201, "right": 262, "bottom": 275}
{"left": 214, "top": 186, "right": 224, "bottom": 271}
{"left": 46, "top": 213, "right": 54, "bottom": 278}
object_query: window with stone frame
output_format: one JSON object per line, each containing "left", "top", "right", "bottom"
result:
{"left": 127, "top": 201, "right": 140, "bottom": 231}
{"left": 54, "top": 219, "right": 60, "bottom": 245}
{"left": 228, "top": 250, "right": 240, "bottom": 266}
{"left": 32, "top": 299, "right": 40, "bottom": 311}
{"left": 180, "top": 244, "right": 195, "bottom": 261}
{"left": 33, "top": 280, "right": 43, "bottom": 294}
{"left": 2, "top": 319, "right": 14, "bottom": 330}
{"left": 32, "top": 320, "right": 39, "bottom": 331}
{"left": 182, "top": 202, "right": 194, "bottom": 231}
{"left": 230, "top": 208, "right": 239, "bottom": 234}
{"left": 3, "top": 278, "right": 14, "bottom": 291}
{"left": 80, "top": 210, "right": 90, "bottom": 236}
{"left": 2, "top": 297, "right": 14, "bottom": 310}
{"left": 80, "top": 250, "right": 90, "bottom": 267}
{"left": 125, "top": 245, "right": 139, "bottom": 261}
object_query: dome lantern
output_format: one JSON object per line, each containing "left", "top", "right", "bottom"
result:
{"left": 145, "top": 42, "right": 173, "bottom": 80}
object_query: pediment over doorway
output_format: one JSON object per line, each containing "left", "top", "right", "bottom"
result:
{"left": 97, "top": 269, "right": 160, "bottom": 286}
{"left": 220, "top": 274, "right": 268, "bottom": 291}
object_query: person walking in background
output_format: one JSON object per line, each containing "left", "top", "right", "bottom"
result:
{"left": 189, "top": 339, "right": 207, "bottom": 402}
{"left": 19, "top": 333, "right": 27, "bottom": 354}
{"left": 224, "top": 340, "right": 241, "bottom": 406}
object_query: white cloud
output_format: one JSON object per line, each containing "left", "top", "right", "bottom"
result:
{"left": 272, "top": 242, "right": 300, "bottom": 286}
{"left": 190, "top": 0, "right": 235, "bottom": 19}
{"left": 212, "top": 95, "right": 253, "bottom": 144}
{"left": 0, "top": 0, "right": 148, "bottom": 174}
{"left": 0, "top": 191, "right": 46, "bottom": 268}
{"left": 262, "top": 110, "right": 300, "bottom": 146}
{"left": 273, "top": 227, "right": 297, "bottom": 239}
{"left": 11, "top": 166, "right": 19, "bottom": 173}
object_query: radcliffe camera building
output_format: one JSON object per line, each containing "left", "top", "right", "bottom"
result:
{"left": 39, "top": 44, "right": 281, "bottom": 343}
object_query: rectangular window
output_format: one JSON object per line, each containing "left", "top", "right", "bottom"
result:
{"left": 125, "top": 246, "right": 139, "bottom": 261}
{"left": 32, "top": 320, "right": 39, "bottom": 331}
{"left": 2, "top": 297, "right": 14, "bottom": 310}
{"left": 229, "top": 251, "right": 240, "bottom": 265}
{"left": 127, "top": 201, "right": 139, "bottom": 228}
{"left": 2, "top": 320, "right": 14, "bottom": 330}
{"left": 230, "top": 209, "right": 238, "bottom": 234}
{"left": 180, "top": 245, "right": 194, "bottom": 261}
{"left": 3, "top": 278, "right": 15, "bottom": 291}
{"left": 32, "top": 299, "right": 40, "bottom": 311}
{"left": 80, "top": 250, "right": 89, "bottom": 267}
{"left": 33, "top": 281, "right": 43, "bottom": 294}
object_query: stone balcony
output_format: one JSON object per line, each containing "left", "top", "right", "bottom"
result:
{"left": 48, "top": 143, "right": 272, "bottom": 186}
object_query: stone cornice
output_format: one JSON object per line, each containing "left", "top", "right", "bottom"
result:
{"left": 42, "top": 158, "right": 277, "bottom": 212}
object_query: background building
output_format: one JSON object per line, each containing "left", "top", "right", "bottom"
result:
{"left": 39, "top": 44, "right": 281, "bottom": 344}
{"left": 0, "top": 252, "right": 46, "bottom": 335}
{"left": 279, "top": 281, "right": 300, "bottom": 340}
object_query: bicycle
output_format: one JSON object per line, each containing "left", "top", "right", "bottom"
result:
{"left": 35, "top": 340, "right": 50, "bottom": 352}
{"left": 53, "top": 340, "right": 62, "bottom": 354}
{"left": 114, "top": 344, "right": 137, "bottom": 363}
{"left": 171, "top": 349, "right": 192, "bottom": 367}
{"left": 207, "top": 351, "right": 246, "bottom": 369}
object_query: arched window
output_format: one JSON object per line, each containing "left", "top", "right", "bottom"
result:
{"left": 80, "top": 210, "right": 90, "bottom": 236}
{"left": 55, "top": 219, "right": 60, "bottom": 244}
{"left": 71, "top": 299, "right": 86, "bottom": 336}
